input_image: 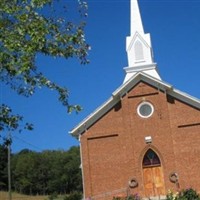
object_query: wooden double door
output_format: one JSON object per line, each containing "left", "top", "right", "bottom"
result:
{"left": 142, "top": 149, "right": 165, "bottom": 197}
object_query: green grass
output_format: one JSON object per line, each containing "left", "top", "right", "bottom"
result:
{"left": 0, "top": 191, "right": 48, "bottom": 200}
{"left": 0, "top": 191, "right": 76, "bottom": 200}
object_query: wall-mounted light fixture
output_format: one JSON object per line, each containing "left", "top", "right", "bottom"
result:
{"left": 145, "top": 136, "right": 152, "bottom": 144}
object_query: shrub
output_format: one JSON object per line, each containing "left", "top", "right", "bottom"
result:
{"left": 64, "top": 191, "right": 82, "bottom": 200}
{"left": 113, "top": 193, "right": 140, "bottom": 200}
{"left": 166, "top": 189, "right": 178, "bottom": 200}
{"left": 48, "top": 193, "right": 58, "bottom": 200}
{"left": 113, "top": 197, "right": 123, "bottom": 200}
{"left": 166, "top": 188, "right": 200, "bottom": 200}
{"left": 179, "top": 188, "right": 200, "bottom": 200}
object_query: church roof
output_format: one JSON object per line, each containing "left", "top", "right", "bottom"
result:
{"left": 70, "top": 73, "right": 200, "bottom": 137}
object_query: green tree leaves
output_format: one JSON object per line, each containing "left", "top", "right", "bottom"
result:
{"left": 0, "top": 104, "right": 33, "bottom": 144}
{"left": 1, "top": 0, "right": 89, "bottom": 96}
{"left": 9, "top": 146, "right": 82, "bottom": 195}
{"left": 0, "top": 0, "right": 89, "bottom": 138}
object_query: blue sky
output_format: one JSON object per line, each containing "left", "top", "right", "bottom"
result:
{"left": 2, "top": 0, "right": 200, "bottom": 153}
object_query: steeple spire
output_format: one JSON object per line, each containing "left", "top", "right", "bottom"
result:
{"left": 130, "top": 0, "right": 144, "bottom": 35}
{"left": 123, "top": 0, "right": 161, "bottom": 82}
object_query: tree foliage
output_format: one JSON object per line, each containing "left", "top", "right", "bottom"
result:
{"left": 0, "top": 146, "right": 82, "bottom": 195}
{"left": 0, "top": 104, "right": 33, "bottom": 143}
{"left": 0, "top": 0, "right": 89, "bottom": 139}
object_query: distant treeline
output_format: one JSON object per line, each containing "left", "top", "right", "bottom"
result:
{"left": 0, "top": 145, "right": 82, "bottom": 195}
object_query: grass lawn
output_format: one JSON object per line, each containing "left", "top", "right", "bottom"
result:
{"left": 0, "top": 191, "right": 49, "bottom": 200}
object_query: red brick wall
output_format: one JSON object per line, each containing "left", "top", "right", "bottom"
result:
{"left": 168, "top": 95, "right": 200, "bottom": 190}
{"left": 80, "top": 81, "right": 200, "bottom": 199}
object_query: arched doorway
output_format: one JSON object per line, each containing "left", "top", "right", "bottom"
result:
{"left": 142, "top": 149, "right": 165, "bottom": 197}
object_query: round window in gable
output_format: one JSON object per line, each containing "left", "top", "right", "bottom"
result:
{"left": 137, "top": 102, "right": 154, "bottom": 118}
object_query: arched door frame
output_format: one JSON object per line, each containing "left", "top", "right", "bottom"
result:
{"left": 139, "top": 145, "right": 166, "bottom": 197}
{"left": 139, "top": 145, "right": 165, "bottom": 168}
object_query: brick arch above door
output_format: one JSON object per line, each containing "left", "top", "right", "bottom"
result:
{"left": 138, "top": 145, "right": 165, "bottom": 169}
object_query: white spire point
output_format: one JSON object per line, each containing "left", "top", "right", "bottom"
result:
{"left": 131, "top": 0, "right": 144, "bottom": 35}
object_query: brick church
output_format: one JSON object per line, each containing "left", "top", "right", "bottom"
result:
{"left": 70, "top": 0, "right": 200, "bottom": 199}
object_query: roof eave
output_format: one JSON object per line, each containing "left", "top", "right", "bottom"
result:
{"left": 70, "top": 72, "right": 200, "bottom": 137}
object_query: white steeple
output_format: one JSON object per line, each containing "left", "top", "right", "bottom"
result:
{"left": 123, "top": 0, "right": 161, "bottom": 83}
{"left": 130, "top": 0, "right": 144, "bottom": 35}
